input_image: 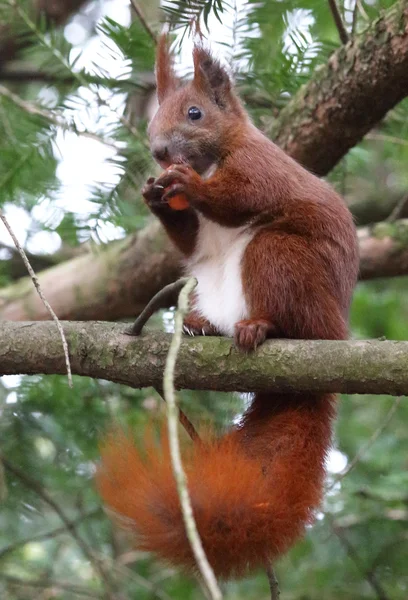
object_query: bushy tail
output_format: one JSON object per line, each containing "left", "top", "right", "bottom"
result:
{"left": 96, "top": 392, "right": 336, "bottom": 579}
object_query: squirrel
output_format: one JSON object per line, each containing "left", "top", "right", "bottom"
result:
{"left": 96, "top": 37, "right": 359, "bottom": 580}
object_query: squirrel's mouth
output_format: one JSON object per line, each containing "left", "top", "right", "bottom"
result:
{"left": 160, "top": 154, "right": 216, "bottom": 177}
{"left": 152, "top": 139, "right": 218, "bottom": 176}
{"left": 156, "top": 156, "right": 186, "bottom": 170}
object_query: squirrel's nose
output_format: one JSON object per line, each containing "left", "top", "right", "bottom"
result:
{"left": 152, "top": 142, "right": 169, "bottom": 163}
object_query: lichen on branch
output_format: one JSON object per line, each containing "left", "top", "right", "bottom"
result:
{"left": 1, "top": 321, "right": 407, "bottom": 396}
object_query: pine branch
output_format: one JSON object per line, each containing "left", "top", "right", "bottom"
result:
{"left": 0, "top": 69, "right": 143, "bottom": 89}
{"left": 6, "top": 0, "right": 88, "bottom": 86}
{"left": 130, "top": 0, "right": 158, "bottom": 44}
{"left": 0, "top": 84, "right": 120, "bottom": 150}
{"left": 0, "top": 0, "right": 90, "bottom": 69}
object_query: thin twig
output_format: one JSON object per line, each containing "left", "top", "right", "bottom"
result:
{"left": 0, "top": 574, "right": 103, "bottom": 599}
{"left": 351, "top": 0, "right": 359, "bottom": 35}
{"left": 155, "top": 385, "right": 200, "bottom": 443}
{"left": 328, "top": 514, "right": 389, "bottom": 600}
{"left": 95, "top": 92, "right": 150, "bottom": 150}
{"left": 130, "top": 0, "right": 158, "bottom": 44}
{"left": 125, "top": 278, "right": 189, "bottom": 336}
{"left": 0, "top": 508, "right": 101, "bottom": 561}
{"left": 329, "top": 396, "right": 402, "bottom": 489}
{"left": 328, "top": 0, "right": 349, "bottom": 44}
{"left": 355, "top": 0, "right": 369, "bottom": 21}
{"left": 0, "top": 84, "right": 119, "bottom": 151}
{"left": 163, "top": 277, "right": 222, "bottom": 600}
{"left": 366, "top": 131, "right": 408, "bottom": 147}
{"left": 387, "top": 194, "right": 408, "bottom": 222}
{"left": 117, "top": 109, "right": 150, "bottom": 149}
{"left": 0, "top": 69, "right": 140, "bottom": 89}
{"left": 266, "top": 563, "right": 280, "bottom": 600}
{"left": 0, "top": 212, "right": 73, "bottom": 388}
{"left": 110, "top": 560, "right": 172, "bottom": 600}
{"left": 125, "top": 278, "right": 201, "bottom": 440}
{"left": 1, "top": 457, "right": 115, "bottom": 596}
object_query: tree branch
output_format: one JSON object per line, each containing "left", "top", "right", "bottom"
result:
{"left": 328, "top": 514, "right": 389, "bottom": 600}
{"left": 1, "top": 321, "right": 408, "bottom": 395}
{"left": 0, "top": 221, "right": 180, "bottom": 321}
{"left": 330, "top": 395, "right": 402, "bottom": 488}
{"left": 0, "top": 508, "right": 101, "bottom": 561}
{"left": 130, "top": 0, "right": 158, "bottom": 44}
{"left": 266, "top": 564, "right": 280, "bottom": 600}
{"left": 358, "top": 219, "right": 408, "bottom": 280}
{"left": 0, "top": 0, "right": 91, "bottom": 70}
{"left": 125, "top": 277, "right": 189, "bottom": 335}
{"left": 1, "top": 456, "right": 115, "bottom": 596}
{"left": 328, "top": 0, "right": 349, "bottom": 44}
{"left": 1, "top": 218, "right": 407, "bottom": 323}
{"left": 270, "top": 0, "right": 408, "bottom": 176}
{"left": 0, "top": 574, "right": 103, "bottom": 599}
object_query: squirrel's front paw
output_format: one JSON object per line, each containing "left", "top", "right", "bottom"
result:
{"left": 183, "top": 311, "right": 220, "bottom": 337}
{"left": 156, "top": 164, "right": 202, "bottom": 203}
{"left": 142, "top": 177, "right": 168, "bottom": 210}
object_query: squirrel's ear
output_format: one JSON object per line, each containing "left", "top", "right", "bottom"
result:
{"left": 193, "top": 45, "right": 232, "bottom": 108}
{"left": 156, "top": 34, "right": 178, "bottom": 104}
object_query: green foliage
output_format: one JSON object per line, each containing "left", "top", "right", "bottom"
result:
{"left": 0, "top": 0, "right": 408, "bottom": 599}
{"left": 163, "top": 1, "right": 226, "bottom": 32}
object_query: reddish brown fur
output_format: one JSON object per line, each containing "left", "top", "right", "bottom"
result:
{"left": 97, "top": 395, "right": 334, "bottom": 578}
{"left": 155, "top": 34, "right": 178, "bottom": 104}
{"left": 98, "top": 39, "right": 359, "bottom": 579}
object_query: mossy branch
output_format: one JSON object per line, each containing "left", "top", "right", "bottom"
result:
{"left": 1, "top": 321, "right": 408, "bottom": 396}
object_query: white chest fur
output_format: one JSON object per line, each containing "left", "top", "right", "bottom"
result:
{"left": 185, "top": 215, "right": 254, "bottom": 336}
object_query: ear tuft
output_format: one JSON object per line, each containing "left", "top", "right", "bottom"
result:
{"left": 156, "top": 34, "right": 178, "bottom": 104}
{"left": 193, "top": 45, "right": 232, "bottom": 108}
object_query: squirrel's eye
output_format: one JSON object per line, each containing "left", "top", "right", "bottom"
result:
{"left": 188, "top": 106, "right": 202, "bottom": 121}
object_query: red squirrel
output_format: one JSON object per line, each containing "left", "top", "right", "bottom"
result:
{"left": 96, "top": 37, "right": 359, "bottom": 579}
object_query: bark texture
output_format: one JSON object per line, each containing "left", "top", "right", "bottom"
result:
{"left": 1, "top": 219, "right": 407, "bottom": 322}
{"left": 270, "top": 0, "right": 408, "bottom": 175}
{"left": 1, "top": 321, "right": 407, "bottom": 395}
{"left": 0, "top": 221, "right": 179, "bottom": 321}
{"left": 359, "top": 219, "right": 408, "bottom": 280}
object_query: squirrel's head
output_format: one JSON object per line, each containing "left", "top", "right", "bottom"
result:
{"left": 148, "top": 36, "right": 247, "bottom": 175}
